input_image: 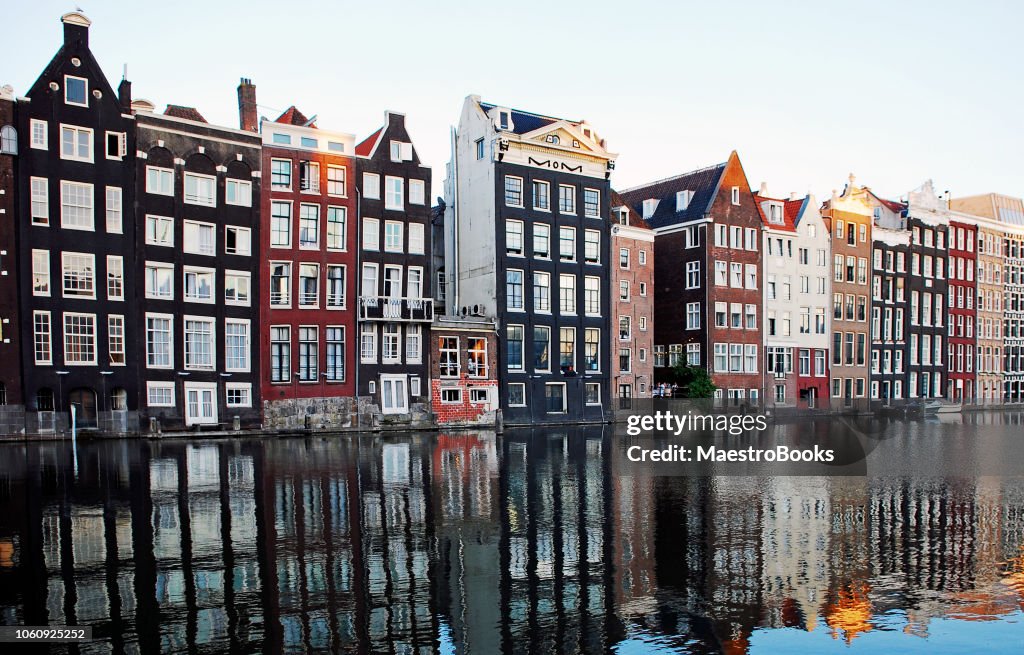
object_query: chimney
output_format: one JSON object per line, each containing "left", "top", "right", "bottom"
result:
{"left": 237, "top": 78, "right": 257, "bottom": 132}
{"left": 118, "top": 77, "right": 132, "bottom": 113}
{"left": 61, "top": 12, "right": 91, "bottom": 49}
{"left": 758, "top": 181, "right": 768, "bottom": 197}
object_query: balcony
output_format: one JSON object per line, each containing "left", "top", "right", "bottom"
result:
{"left": 359, "top": 296, "right": 434, "bottom": 322}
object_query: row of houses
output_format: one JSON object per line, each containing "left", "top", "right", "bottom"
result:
{"left": 0, "top": 13, "right": 1022, "bottom": 437}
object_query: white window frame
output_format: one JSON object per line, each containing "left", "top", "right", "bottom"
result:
{"left": 385, "top": 176, "right": 404, "bottom": 211}
{"left": 105, "top": 186, "right": 123, "bottom": 234}
{"left": 64, "top": 75, "right": 89, "bottom": 107}
{"left": 183, "top": 265, "right": 216, "bottom": 304}
{"left": 104, "top": 131, "right": 126, "bottom": 161}
{"left": 145, "top": 214, "right": 174, "bottom": 247}
{"left": 106, "top": 255, "right": 124, "bottom": 301}
{"left": 363, "top": 217, "right": 380, "bottom": 251}
{"left": 60, "top": 180, "right": 94, "bottom": 231}
{"left": 33, "top": 311, "right": 52, "bottom": 365}
{"left": 183, "top": 220, "right": 217, "bottom": 256}
{"left": 409, "top": 179, "right": 426, "bottom": 205}
{"left": 32, "top": 250, "right": 50, "bottom": 297}
{"left": 224, "top": 270, "right": 251, "bottom": 307}
{"left": 225, "top": 318, "right": 251, "bottom": 373}
{"left": 31, "top": 177, "right": 49, "bottom": 225}
{"left": 225, "top": 383, "right": 253, "bottom": 408}
{"left": 62, "top": 311, "right": 97, "bottom": 366}
{"left": 145, "top": 261, "right": 174, "bottom": 300}
{"left": 363, "top": 172, "right": 380, "bottom": 199}
{"left": 225, "top": 179, "right": 253, "bottom": 207}
{"left": 146, "top": 382, "right": 176, "bottom": 407}
{"left": 108, "top": 314, "right": 126, "bottom": 366}
{"left": 225, "top": 225, "right": 252, "bottom": 256}
{"left": 146, "top": 166, "right": 174, "bottom": 196}
{"left": 183, "top": 315, "right": 217, "bottom": 371}
{"left": 327, "top": 165, "right": 347, "bottom": 197}
{"left": 61, "top": 251, "right": 96, "bottom": 299}
{"left": 384, "top": 220, "right": 404, "bottom": 253}
{"left": 59, "top": 124, "right": 93, "bottom": 162}
{"left": 408, "top": 222, "right": 425, "bottom": 255}
{"left": 183, "top": 171, "right": 217, "bottom": 207}
{"left": 30, "top": 119, "right": 48, "bottom": 150}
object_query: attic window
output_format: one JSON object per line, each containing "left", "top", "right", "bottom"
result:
{"left": 642, "top": 199, "right": 658, "bottom": 220}
{"left": 545, "top": 134, "right": 560, "bottom": 145}
{"left": 768, "top": 203, "right": 783, "bottom": 224}
{"left": 327, "top": 141, "right": 345, "bottom": 152}
{"left": 676, "top": 190, "right": 692, "bottom": 211}
{"left": 731, "top": 186, "right": 740, "bottom": 206}
{"left": 499, "top": 111, "right": 510, "bottom": 130}
{"left": 272, "top": 133, "right": 291, "bottom": 145}
{"left": 873, "top": 207, "right": 882, "bottom": 220}
{"left": 619, "top": 208, "right": 629, "bottom": 225}
{"left": 572, "top": 139, "right": 580, "bottom": 148}
{"left": 64, "top": 75, "right": 88, "bottom": 107}
{"left": 301, "top": 137, "right": 318, "bottom": 149}
{"left": 583, "top": 128, "right": 592, "bottom": 138}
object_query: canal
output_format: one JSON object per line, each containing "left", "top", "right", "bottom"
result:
{"left": 0, "top": 414, "right": 1023, "bottom": 653}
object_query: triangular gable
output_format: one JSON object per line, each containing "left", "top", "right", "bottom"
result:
{"left": 355, "top": 127, "right": 383, "bottom": 157}
{"left": 519, "top": 120, "right": 603, "bottom": 155}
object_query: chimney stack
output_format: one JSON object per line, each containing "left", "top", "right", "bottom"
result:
{"left": 61, "top": 12, "right": 91, "bottom": 49}
{"left": 758, "top": 181, "right": 768, "bottom": 197}
{"left": 237, "top": 78, "right": 258, "bottom": 132}
{"left": 118, "top": 77, "right": 132, "bottom": 113}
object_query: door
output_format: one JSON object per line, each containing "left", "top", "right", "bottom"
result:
{"left": 185, "top": 382, "right": 218, "bottom": 425}
{"left": 380, "top": 375, "right": 408, "bottom": 414}
{"left": 68, "top": 388, "right": 98, "bottom": 428}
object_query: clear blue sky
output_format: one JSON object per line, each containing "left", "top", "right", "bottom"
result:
{"left": 5, "top": 1, "right": 1022, "bottom": 203}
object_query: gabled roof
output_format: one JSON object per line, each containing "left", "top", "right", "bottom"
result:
{"left": 164, "top": 105, "right": 207, "bottom": 123}
{"left": 478, "top": 102, "right": 580, "bottom": 135}
{"left": 274, "top": 105, "right": 314, "bottom": 127}
{"left": 753, "top": 193, "right": 799, "bottom": 232}
{"left": 610, "top": 190, "right": 652, "bottom": 230}
{"left": 355, "top": 127, "right": 382, "bottom": 157}
{"left": 619, "top": 161, "right": 727, "bottom": 229}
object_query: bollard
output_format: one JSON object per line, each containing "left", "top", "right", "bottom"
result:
{"left": 149, "top": 417, "right": 158, "bottom": 434}
{"left": 233, "top": 416, "right": 240, "bottom": 432}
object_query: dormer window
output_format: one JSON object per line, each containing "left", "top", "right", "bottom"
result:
{"left": 642, "top": 199, "right": 659, "bottom": 220}
{"left": 676, "top": 190, "right": 693, "bottom": 211}
{"left": 619, "top": 208, "right": 629, "bottom": 225}
{"left": 583, "top": 128, "right": 592, "bottom": 139}
{"left": 499, "top": 111, "right": 510, "bottom": 130}
{"left": 64, "top": 75, "right": 88, "bottom": 107}
{"left": 768, "top": 203, "right": 783, "bottom": 224}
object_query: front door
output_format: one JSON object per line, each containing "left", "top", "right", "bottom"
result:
{"left": 380, "top": 375, "right": 408, "bottom": 414}
{"left": 185, "top": 383, "right": 218, "bottom": 425}
{"left": 68, "top": 388, "right": 98, "bottom": 428}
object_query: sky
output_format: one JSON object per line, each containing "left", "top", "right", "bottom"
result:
{"left": 5, "top": 1, "right": 1023, "bottom": 203}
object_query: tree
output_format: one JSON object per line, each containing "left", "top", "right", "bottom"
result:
{"left": 668, "top": 364, "right": 717, "bottom": 399}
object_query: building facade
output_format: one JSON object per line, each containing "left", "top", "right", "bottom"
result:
{"left": 356, "top": 112, "right": 433, "bottom": 420}
{"left": 947, "top": 218, "right": 977, "bottom": 401}
{"left": 134, "top": 107, "right": 262, "bottom": 430}
{"left": 16, "top": 13, "right": 139, "bottom": 434}
{"left": 447, "top": 96, "right": 615, "bottom": 424}
{"left": 0, "top": 84, "right": 22, "bottom": 429}
{"left": 624, "top": 152, "right": 763, "bottom": 402}
{"left": 252, "top": 95, "right": 359, "bottom": 429}
{"left": 429, "top": 316, "right": 499, "bottom": 426}
{"left": 870, "top": 225, "right": 909, "bottom": 401}
{"left": 610, "top": 192, "right": 654, "bottom": 402}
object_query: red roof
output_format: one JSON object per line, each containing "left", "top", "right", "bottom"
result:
{"left": 753, "top": 193, "right": 798, "bottom": 232}
{"left": 163, "top": 105, "right": 207, "bottom": 123}
{"left": 274, "top": 106, "right": 314, "bottom": 127}
{"left": 610, "top": 190, "right": 652, "bottom": 230}
{"left": 355, "top": 127, "right": 383, "bottom": 157}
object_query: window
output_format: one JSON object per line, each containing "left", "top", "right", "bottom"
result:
{"left": 534, "top": 326, "right": 550, "bottom": 370}
{"left": 298, "top": 326, "right": 318, "bottom": 380}
{"left": 64, "top": 75, "right": 88, "bottom": 106}
{"left": 409, "top": 179, "right": 426, "bottom": 205}
{"left": 321, "top": 206, "right": 348, "bottom": 251}
{"left": 715, "top": 224, "right": 728, "bottom": 247}
{"left": 145, "top": 214, "right": 173, "bottom": 246}
{"left": 385, "top": 176, "right": 404, "bottom": 210}
{"left": 731, "top": 262, "right": 743, "bottom": 288}
{"left": 686, "top": 261, "right": 700, "bottom": 289}
{"left": 299, "top": 204, "right": 320, "bottom": 248}
{"left": 642, "top": 199, "right": 658, "bottom": 220}
{"left": 183, "top": 220, "right": 216, "bottom": 255}
{"left": 407, "top": 267, "right": 424, "bottom": 300}
{"left": 503, "top": 269, "right": 523, "bottom": 310}
{"left": 390, "top": 140, "right": 409, "bottom": 161}
{"left": 300, "top": 161, "right": 320, "bottom": 192}
{"left": 553, "top": 271, "right": 577, "bottom": 315}
{"left": 270, "top": 263, "right": 291, "bottom": 306}
{"left": 107, "top": 255, "right": 124, "bottom": 301}
{"left": 325, "top": 327, "right": 345, "bottom": 381}
{"left": 507, "top": 325, "right": 524, "bottom": 370}
{"left": 619, "top": 247, "right": 630, "bottom": 269}
{"left": 30, "top": 119, "right": 47, "bottom": 149}
{"left": 147, "top": 383, "right": 175, "bottom": 407}
{"left": 62, "top": 252, "right": 95, "bottom": 298}
{"left": 408, "top": 222, "right": 425, "bottom": 255}
{"left": 506, "top": 220, "right": 524, "bottom": 255}
{"left": 687, "top": 302, "right": 700, "bottom": 329}
{"left": 714, "top": 344, "right": 728, "bottom": 372}
{"left": 184, "top": 318, "right": 215, "bottom": 370}
{"left": 225, "top": 320, "right": 250, "bottom": 372}
{"left": 505, "top": 176, "right": 523, "bottom": 206}
{"left": 326, "top": 265, "right": 345, "bottom": 308}
{"left": 559, "top": 185, "right": 576, "bottom": 214}
{"left": 145, "top": 262, "right": 173, "bottom": 299}
{"left": 226, "top": 179, "right": 252, "bottom": 206}
{"left": 745, "top": 264, "right": 757, "bottom": 290}
{"left": 619, "top": 280, "right": 630, "bottom": 301}
{"left": 326, "top": 165, "right": 347, "bottom": 196}
{"left": 560, "top": 227, "right": 576, "bottom": 261}
{"left": 579, "top": 328, "right": 600, "bottom": 372}
{"left": 584, "top": 230, "right": 600, "bottom": 264}
{"left": 730, "top": 344, "right": 743, "bottom": 372}
{"left": 357, "top": 219, "right": 384, "bottom": 258}
{"left": 468, "top": 337, "right": 487, "bottom": 377}
{"left": 63, "top": 313, "right": 97, "bottom": 365}
{"left": 715, "top": 261, "right": 728, "bottom": 286}
{"left": 31, "top": 177, "right": 49, "bottom": 224}
{"left": 715, "top": 302, "right": 727, "bottom": 327}
{"left": 475, "top": 138, "right": 484, "bottom": 160}
{"left": 533, "top": 272, "right": 550, "bottom": 312}
{"left": 441, "top": 388, "right": 462, "bottom": 404}
{"left": 184, "top": 172, "right": 216, "bottom": 207}
{"left": 34, "top": 312, "right": 52, "bottom": 364}
{"left": 363, "top": 173, "right": 380, "bottom": 199}
{"left": 270, "top": 202, "right": 292, "bottom": 247}
{"left": 534, "top": 224, "right": 551, "bottom": 259}
{"left": 585, "top": 277, "right": 601, "bottom": 315}
{"left": 60, "top": 124, "right": 92, "bottom": 162}
{"left": 619, "top": 316, "right": 631, "bottom": 341}
{"left": 508, "top": 383, "right": 526, "bottom": 406}
{"left": 183, "top": 266, "right": 214, "bottom": 303}
{"left": 299, "top": 263, "right": 320, "bottom": 306}
{"left": 618, "top": 346, "right": 631, "bottom": 373}
{"left": 270, "top": 326, "right": 291, "bottom": 382}
{"left": 221, "top": 225, "right": 252, "bottom": 256}
{"left": 105, "top": 187, "right": 122, "bottom": 233}
{"left": 224, "top": 271, "right": 251, "bottom": 306}
{"left": 61, "top": 181, "right": 93, "bottom": 230}
{"left": 32, "top": 250, "right": 50, "bottom": 296}
{"left": 226, "top": 384, "right": 252, "bottom": 408}
{"left": 271, "top": 159, "right": 292, "bottom": 189}
{"left": 584, "top": 188, "right": 600, "bottom": 217}
{"left": 406, "top": 324, "right": 422, "bottom": 363}
{"left": 382, "top": 323, "right": 401, "bottom": 363}
{"left": 731, "top": 186, "right": 740, "bottom": 205}
{"left": 545, "top": 383, "right": 566, "bottom": 413}
{"left": 533, "top": 181, "right": 550, "bottom": 210}
{"left": 686, "top": 343, "right": 700, "bottom": 366}
{"left": 746, "top": 304, "right": 757, "bottom": 329}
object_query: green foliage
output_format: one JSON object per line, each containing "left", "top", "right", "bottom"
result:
{"left": 668, "top": 364, "right": 717, "bottom": 399}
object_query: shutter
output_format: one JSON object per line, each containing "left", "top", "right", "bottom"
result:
{"left": 400, "top": 142, "right": 413, "bottom": 161}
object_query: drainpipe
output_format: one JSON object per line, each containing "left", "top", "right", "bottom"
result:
{"left": 355, "top": 185, "right": 362, "bottom": 430}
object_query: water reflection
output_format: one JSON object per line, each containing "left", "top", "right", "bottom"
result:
{"left": 0, "top": 419, "right": 1022, "bottom": 653}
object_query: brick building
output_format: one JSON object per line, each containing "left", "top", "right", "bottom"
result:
{"left": 947, "top": 219, "right": 977, "bottom": 401}
{"left": 622, "top": 151, "right": 763, "bottom": 402}
{"left": 870, "top": 224, "right": 909, "bottom": 401}
{"left": 610, "top": 191, "right": 654, "bottom": 401}
{"left": 0, "top": 84, "right": 22, "bottom": 432}
{"left": 430, "top": 316, "right": 499, "bottom": 426}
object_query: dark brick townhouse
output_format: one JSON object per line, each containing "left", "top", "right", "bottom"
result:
{"left": 0, "top": 84, "right": 22, "bottom": 431}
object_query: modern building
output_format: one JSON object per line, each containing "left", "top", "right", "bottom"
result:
{"left": 246, "top": 87, "right": 359, "bottom": 429}
{"left": 0, "top": 83, "right": 22, "bottom": 431}
{"left": 16, "top": 12, "right": 139, "bottom": 434}
{"left": 950, "top": 193, "right": 1024, "bottom": 401}
{"left": 446, "top": 96, "right": 616, "bottom": 424}
{"left": 609, "top": 191, "right": 654, "bottom": 402}
{"left": 356, "top": 112, "right": 433, "bottom": 420}
{"left": 622, "top": 152, "right": 762, "bottom": 403}
{"left": 821, "top": 177, "right": 876, "bottom": 406}
{"left": 947, "top": 217, "right": 978, "bottom": 401}
{"left": 755, "top": 188, "right": 831, "bottom": 407}
{"left": 134, "top": 102, "right": 262, "bottom": 430}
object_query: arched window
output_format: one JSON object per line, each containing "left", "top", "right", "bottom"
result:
{"left": 0, "top": 125, "right": 16, "bottom": 155}
{"left": 36, "top": 388, "right": 54, "bottom": 411}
